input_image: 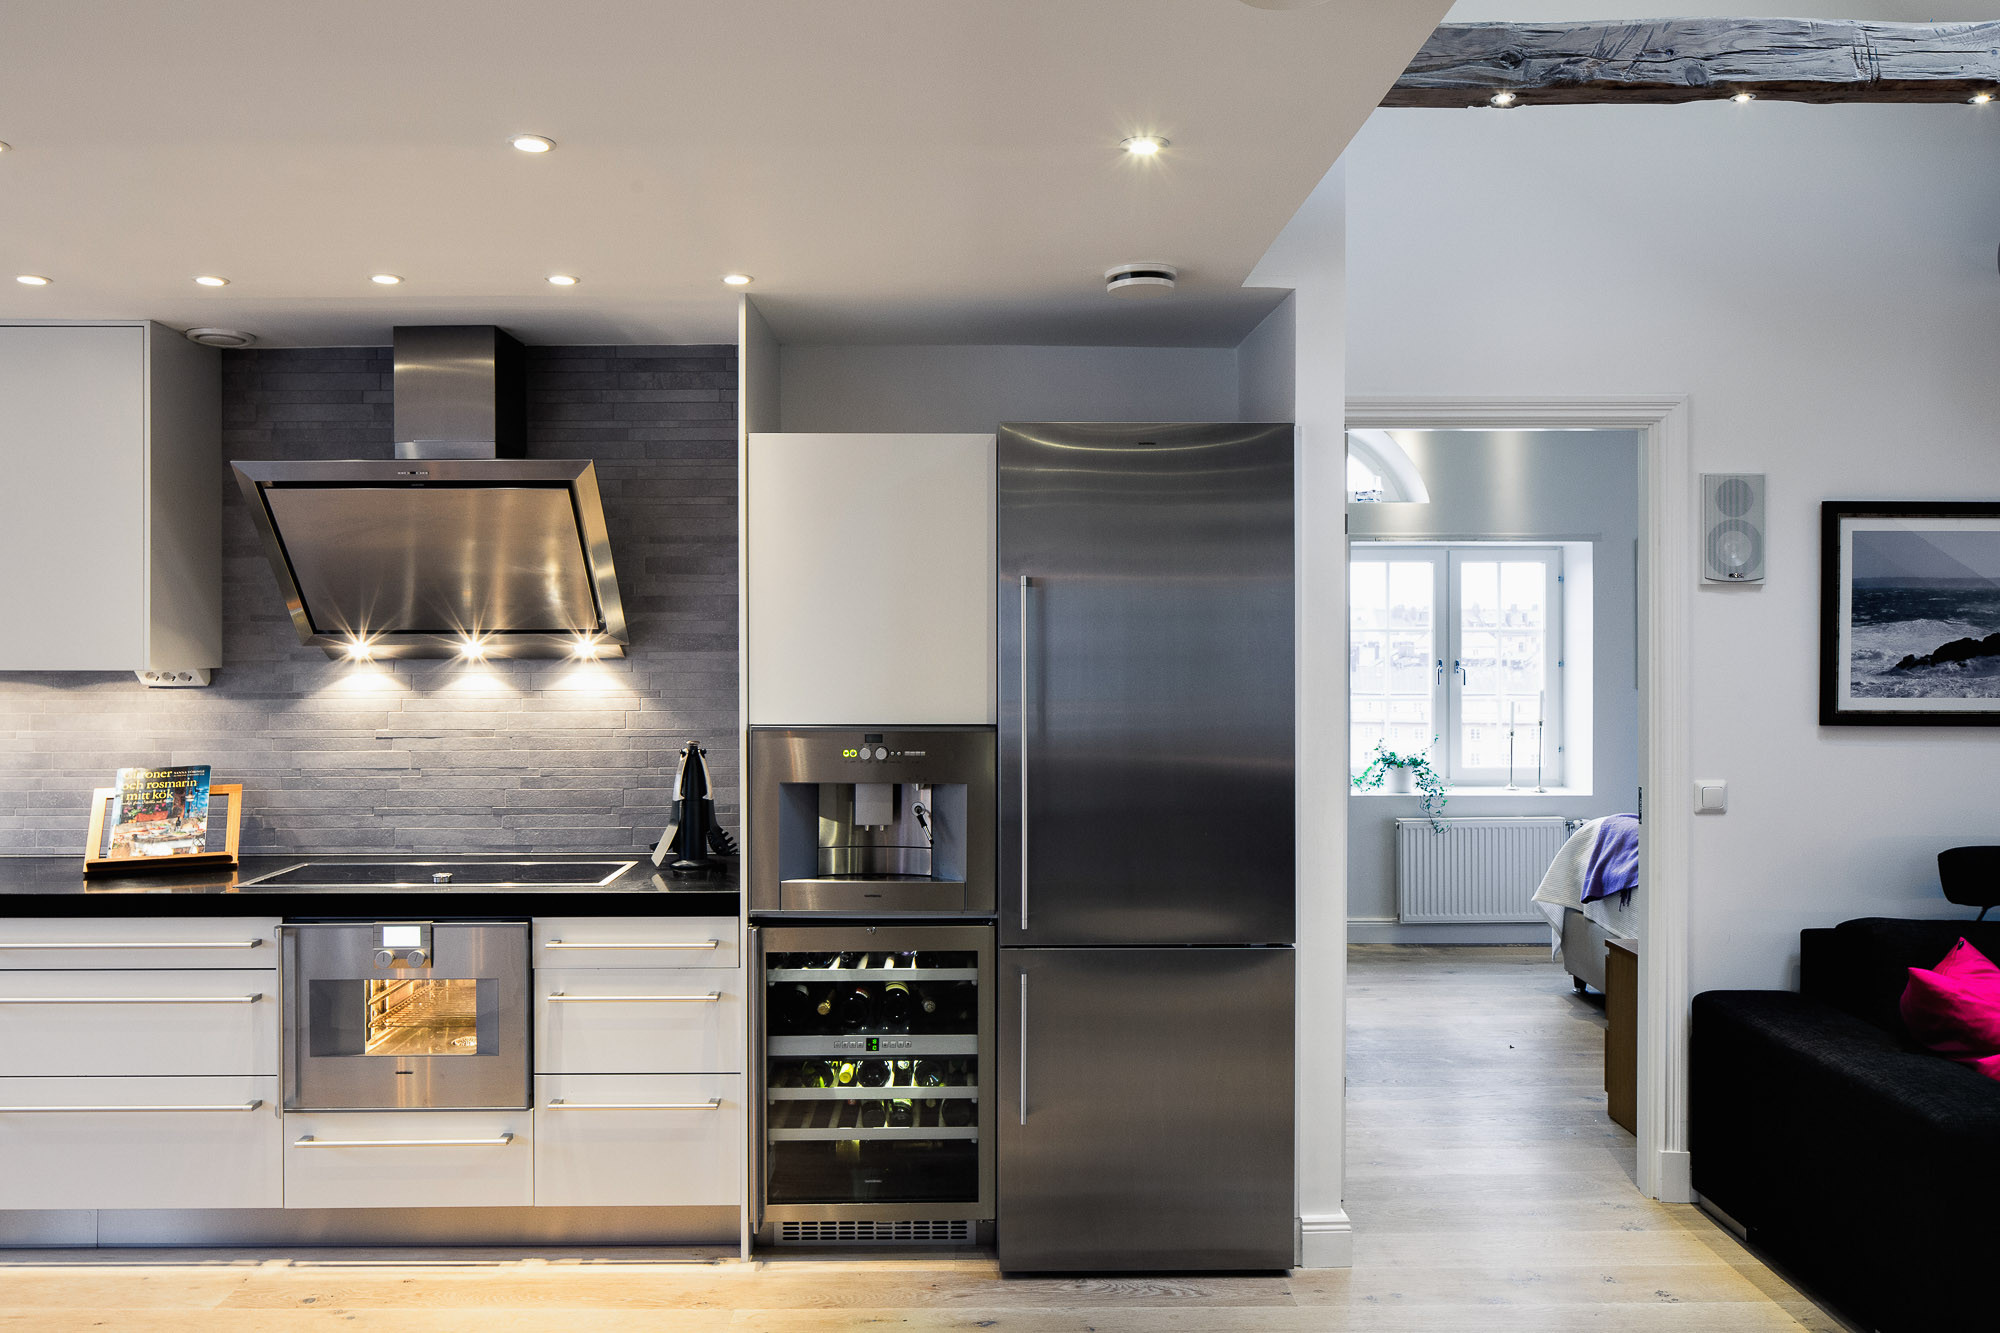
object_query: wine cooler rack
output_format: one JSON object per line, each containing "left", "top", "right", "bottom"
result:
{"left": 752, "top": 923, "right": 995, "bottom": 1237}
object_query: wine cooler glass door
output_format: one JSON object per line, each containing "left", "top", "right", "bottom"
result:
{"left": 755, "top": 923, "right": 994, "bottom": 1227}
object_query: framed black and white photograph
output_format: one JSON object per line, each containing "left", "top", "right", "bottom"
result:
{"left": 1821, "top": 502, "right": 2000, "bottom": 726}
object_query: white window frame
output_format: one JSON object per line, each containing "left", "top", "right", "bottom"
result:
{"left": 1351, "top": 541, "right": 1566, "bottom": 789}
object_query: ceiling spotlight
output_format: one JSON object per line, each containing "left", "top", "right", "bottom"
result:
{"left": 0, "top": 142, "right": 12, "bottom": 153}
{"left": 1488, "top": 91, "right": 1518, "bottom": 108}
{"left": 1731, "top": 91, "right": 1756, "bottom": 104}
{"left": 511, "top": 134, "right": 556, "bottom": 153}
{"left": 1973, "top": 92, "right": 1995, "bottom": 105}
{"left": 721, "top": 273, "right": 754, "bottom": 286}
{"left": 345, "top": 638, "right": 373, "bottom": 661}
{"left": 194, "top": 275, "right": 229, "bottom": 287}
{"left": 15, "top": 274, "right": 50, "bottom": 286}
{"left": 546, "top": 273, "right": 579, "bottom": 286}
{"left": 370, "top": 273, "right": 402, "bottom": 285}
{"left": 1121, "top": 135, "right": 1169, "bottom": 156}
{"left": 458, "top": 637, "right": 487, "bottom": 660}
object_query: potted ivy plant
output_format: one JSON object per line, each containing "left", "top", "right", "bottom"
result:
{"left": 1352, "top": 739, "right": 1449, "bottom": 833}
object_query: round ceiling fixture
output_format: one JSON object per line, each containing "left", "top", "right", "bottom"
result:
{"left": 721, "top": 273, "right": 754, "bottom": 287}
{"left": 1105, "top": 262, "right": 1177, "bottom": 299}
{"left": 511, "top": 134, "right": 556, "bottom": 153}
{"left": 370, "top": 273, "right": 402, "bottom": 285}
{"left": 546, "top": 273, "right": 579, "bottom": 286}
{"left": 193, "top": 275, "right": 229, "bottom": 287}
{"left": 1121, "top": 135, "right": 1168, "bottom": 156}
{"left": 183, "top": 327, "right": 257, "bottom": 348}
{"left": 14, "top": 274, "right": 50, "bottom": 286}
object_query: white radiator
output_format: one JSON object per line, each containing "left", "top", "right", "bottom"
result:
{"left": 1395, "top": 817, "right": 1571, "bottom": 924}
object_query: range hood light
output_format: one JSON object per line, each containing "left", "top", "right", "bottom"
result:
{"left": 459, "top": 637, "right": 488, "bottom": 660}
{"left": 345, "top": 637, "right": 374, "bottom": 661}
{"left": 572, "top": 635, "right": 602, "bottom": 659}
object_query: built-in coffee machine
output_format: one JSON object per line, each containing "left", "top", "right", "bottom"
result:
{"left": 747, "top": 726, "right": 995, "bottom": 915}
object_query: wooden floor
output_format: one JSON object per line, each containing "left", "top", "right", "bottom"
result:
{"left": 0, "top": 946, "right": 1839, "bottom": 1331}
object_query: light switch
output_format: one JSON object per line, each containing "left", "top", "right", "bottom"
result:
{"left": 1694, "top": 780, "right": 1728, "bottom": 814}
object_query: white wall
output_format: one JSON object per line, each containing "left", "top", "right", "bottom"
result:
{"left": 1237, "top": 295, "right": 1297, "bottom": 423}
{"left": 1345, "top": 99, "right": 2000, "bottom": 993}
{"left": 777, "top": 344, "right": 1244, "bottom": 433}
{"left": 1348, "top": 430, "right": 1642, "bottom": 939}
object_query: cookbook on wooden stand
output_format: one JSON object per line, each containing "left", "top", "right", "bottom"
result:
{"left": 83, "top": 765, "right": 242, "bottom": 875}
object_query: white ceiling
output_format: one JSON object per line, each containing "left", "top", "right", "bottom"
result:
{"left": 0, "top": 0, "right": 1449, "bottom": 348}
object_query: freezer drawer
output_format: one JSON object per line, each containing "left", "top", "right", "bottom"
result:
{"left": 998, "top": 947, "right": 1294, "bottom": 1272}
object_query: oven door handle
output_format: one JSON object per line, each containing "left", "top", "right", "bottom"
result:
{"left": 0, "top": 940, "right": 262, "bottom": 951}
{"left": 544, "top": 940, "right": 720, "bottom": 951}
{"left": 294, "top": 1134, "right": 515, "bottom": 1148}
{"left": 545, "top": 992, "right": 721, "bottom": 1003}
{"left": 547, "top": 1098, "right": 722, "bottom": 1110}
{"left": 0, "top": 1101, "right": 263, "bottom": 1114}
{"left": 0, "top": 994, "right": 261, "bottom": 1004}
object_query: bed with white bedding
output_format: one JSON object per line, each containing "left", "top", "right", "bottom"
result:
{"left": 1532, "top": 815, "right": 1639, "bottom": 993}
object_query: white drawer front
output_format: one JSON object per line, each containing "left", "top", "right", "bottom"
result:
{"left": 283, "top": 1110, "right": 534, "bottom": 1209}
{"left": 534, "top": 1074, "right": 742, "bottom": 1207}
{"left": 535, "top": 967, "right": 743, "bottom": 1074}
{"left": 0, "top": 969, "right": 277, "bottom": 1076}
{"left": 533, "top": 917, "right": 738, "bottom": 970}
{"left": 0, "top": 1076, "right": 279, "bottom": 1210}
{"left": 0, "top": 917, "right": 279, "bottom": 969}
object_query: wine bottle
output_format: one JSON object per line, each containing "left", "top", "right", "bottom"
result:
{"left": 835, "top": 951, "right": 866, "bottom": 968}
{"left": 878, "top": 980, "right": 915, "bottom": 1033}
{"left": 855, "top": 1059, "right": 891, "bottom": 1088}
{"left": 942, "top": 1098, "right": 975, "bottom": 1127}
{"left": 833, "top": 983, "right": 876, "bottom": 1033}
{"left": 813, "top": 987, "right": 836, "bottom": 1031}
{"left": 802, "top": 952, "right": 838, "bottom": 969}
{"left": 835, "top": 1060, "right": 859, "bottom": 1086}
{"left": 891, "top": 1058, "right": 914, "bottom": 1087}
{"left": 772, "top": 982, "right": 813, "bottom": 1035}
{"left": 859, "top": 1101, "right": 887, "bottom": 1129}
{"left": 913, "top": 1059, "right": 946, "bottom": 1088}
{"left": 799, "top": 1059, "right": 834, "bottom": 1089}
{"left": 887, "top": 1098, "right": 915, "bottom": 1128}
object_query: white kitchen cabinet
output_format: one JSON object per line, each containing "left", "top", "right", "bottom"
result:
{"left": 533, "top": 1074, "right": 743, "bottom": 1207}
{"left": 535, "top": 967, "right": 744, "bottom": 1075}
{"left": 532, "top": 915, "right": 739, "bottom": 970}
{"left": 0, "top": 968, "right": 276, "bottom": 1076}
{"left": 0, "top": 917, "right": 279, "bottom": 969}
{"left": 283, "top": 1110, "right": 534, "bottom": 1209}
{"left": 747, "top": 432, "right": 996, "bottom": 725}
{"left": 0, "top": 321, "right": 220, "bottom": 676}
{"left": 0, "top": 1076, "right": 280, "bottom": 1210}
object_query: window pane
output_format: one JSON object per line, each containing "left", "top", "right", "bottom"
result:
{"left": 1351, "top": 562, "right": 1387, "bottom": 631}
{"left": 1455, "top": 554, "right": 1554, "bottom": 779}
{"left": 1350, "top": 558, "right": 1435, "bottom": 774}
{"left": 1461, "top": 562, "right": 1499, "bottom": 629}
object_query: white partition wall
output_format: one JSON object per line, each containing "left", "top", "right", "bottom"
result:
{"left": 746, "top": 433, "right": 997, "bottom": 726}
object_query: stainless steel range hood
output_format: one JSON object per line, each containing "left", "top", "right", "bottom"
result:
{"left": 233, "top": 326, "right": 627, "bottom": 660}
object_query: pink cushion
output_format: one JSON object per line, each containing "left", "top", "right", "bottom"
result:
{"left": 1901, "top": 937, "right": 2000, "bottom": 1076}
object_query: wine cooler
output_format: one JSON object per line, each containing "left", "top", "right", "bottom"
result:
{"left": 751, "top": 923, "right": 994, "bottom": 1243}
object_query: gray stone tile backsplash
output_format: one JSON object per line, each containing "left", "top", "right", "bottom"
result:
{"left": 0, "top": 344, "right": 739, "bottom": 856}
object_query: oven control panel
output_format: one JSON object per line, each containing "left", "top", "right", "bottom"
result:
{"left": 371, "top": 922, "right": 432, "bottom": 969}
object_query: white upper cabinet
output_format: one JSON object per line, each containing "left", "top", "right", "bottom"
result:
{"left": 747, "top": 433, "right": 996, "bottom": 725}
{"left": 0, "top": 322, "right": 220, "bottom": 676}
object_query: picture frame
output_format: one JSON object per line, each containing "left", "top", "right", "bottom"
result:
{"left": 1820, "top": 501, "right": 2000, "bottom": 726}
{"left": 83, "top": 782, "right": 243, "bottom": 875}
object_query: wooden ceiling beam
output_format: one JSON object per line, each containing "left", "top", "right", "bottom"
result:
{"left": 1384, "top": 19, "right": 2000, "bottom": 107}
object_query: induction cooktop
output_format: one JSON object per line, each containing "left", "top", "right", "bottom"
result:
{"left": 235, "top": 860, "right": 637, "bottom": 890}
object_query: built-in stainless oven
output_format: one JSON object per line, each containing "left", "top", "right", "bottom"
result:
{"left": 281, "top": 921, "right": 530, "bottom": 1111}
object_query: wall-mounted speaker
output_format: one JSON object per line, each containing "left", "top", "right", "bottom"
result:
{"left": 1702, "top": 473, "right": 1766, "bottom": 583}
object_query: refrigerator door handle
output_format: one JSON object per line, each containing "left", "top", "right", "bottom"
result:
{"left": 1018, "top": 969, "right": 1028, "bottom": 1125}
{"left": 1018, "top": 573, "right": 1031, "bottom": 933}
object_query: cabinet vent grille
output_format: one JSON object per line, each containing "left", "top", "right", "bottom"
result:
{"left": 774, "top": 1219, "right": 975, "bottom": 1245}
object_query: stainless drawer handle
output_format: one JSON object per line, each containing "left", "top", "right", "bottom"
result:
{"left": 546, "top": 992, "right": 721, "bottom": 1003}
{"left": 547, "top": 1098, "right": 721, "bottom": 1110}
{"left": 0, "top": 940, "right": 262, "bottom": 950}
{"left": 0, "top": 994, "right": 261, "bottom": 1005}
{"left": 0, "top": 1100, "right": 262, "bottom": 1114}
{"left": 295, "top": 1134, "right": 514, "bottom": 1148}
{"left": 545, "top": 939, "right": 720, "bottom": 950}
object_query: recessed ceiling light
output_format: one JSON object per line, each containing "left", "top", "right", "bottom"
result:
{"left": 546, "top": 273, "right": 579, "bottom": 286}
{"left": 1489, "top": 91, "right": 1518, "bottom": 108}
{"left": 0, "top": 142, "right": 12, "bottom": 153}
{"left": 1973, "top": 92, "right": 1995, "bottom": 105}
{"left": 511, "top": 134, "right": 556, "bottom": 153}
{"left": 370, "top": 274, "right": 402, "bottom": 285}
{"left": 15, "top": 274, "right": 50, "bottom": 286}
{"left": 1121, "top": 135, "right": 1169, "bottom": 156}
{"left": 1731, "top": 92, "right": 1756, "bottom": 104}
{"left": 194, "top": 275, "right": 229, "bottom": 287}
{"left": 721, "top": 273, "right": 754, "bottom": 286}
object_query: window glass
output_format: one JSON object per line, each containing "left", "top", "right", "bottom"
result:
{"left": 1349, "top": 558, "right": 1436, "bottom": 771}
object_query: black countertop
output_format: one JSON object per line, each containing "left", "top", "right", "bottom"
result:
{"left": 0, "top": 853, "right": 739, "bottom": 917}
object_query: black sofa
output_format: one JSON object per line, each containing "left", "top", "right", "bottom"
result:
{"left": 1693, "top": 918, "right": 2000, "bottom": 1333}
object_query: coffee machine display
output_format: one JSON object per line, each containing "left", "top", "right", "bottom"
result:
{"left": 748, "top": 727, "right": 994, "bottom": 915}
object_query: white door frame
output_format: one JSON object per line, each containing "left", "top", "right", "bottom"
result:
{"left": 1346, "top": 396, "right": 1695, "bottom": 1203}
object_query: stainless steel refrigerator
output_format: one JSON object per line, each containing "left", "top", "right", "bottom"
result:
{"left": 996, "top": 422, "right": 1296, "bottom": 1272}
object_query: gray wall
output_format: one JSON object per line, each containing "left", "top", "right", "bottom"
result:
{"left": 777, "top": 344, "right": 1243, "bottom": 432}
{"left": 0, "top": 344, "right": 738, "bottom": 856}
{"left": 1348, "top": 429, "right": 1641, "bottom": 941}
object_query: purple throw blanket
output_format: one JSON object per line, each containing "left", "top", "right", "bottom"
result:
{"left": 1581, "top": 814, "right": 1640, "bottom": 905}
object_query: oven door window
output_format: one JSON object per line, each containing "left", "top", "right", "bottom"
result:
{"left": 307, "top": 978, "right": 494, "bottom": 1057}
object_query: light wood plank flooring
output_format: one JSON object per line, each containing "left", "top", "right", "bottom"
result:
{"left": 0, "top": 945, "right": 1837, "bottom": 1331}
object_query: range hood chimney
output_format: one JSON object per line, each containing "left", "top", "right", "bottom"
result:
{"left": 231, "top": 325, "right": 628, "bottom": 660}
